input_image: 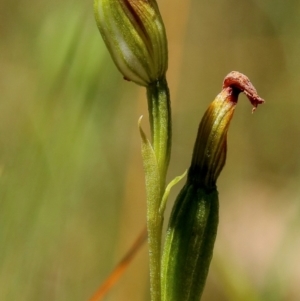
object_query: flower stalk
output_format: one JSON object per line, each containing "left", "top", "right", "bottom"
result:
{"left": 94, "top": 0, "right": 171, "bottom": 300}
{"left": 147, "top": 77, "right": 172, "bottom": 189}
{"left": 139, "top": 75, "right": 171, "bottom": 301}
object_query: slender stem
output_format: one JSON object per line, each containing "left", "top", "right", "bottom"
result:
{"left": 145, "top": 76, "right": 172, "bottom": 301}
{"left": 147, "top": 76, "right": 172, "bottom": 190}
{"left": 147, "top": 209, "right": 163, "bottom": 301}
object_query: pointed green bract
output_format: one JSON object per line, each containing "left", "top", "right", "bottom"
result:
{"left": 159, "top": 170, "right": 187, "bottom": 215}
{"left": 139, "top": 117, "right": 163, "bottom": 301}
{"left": 138, "top": 117, "right": 161, "bottom": 215}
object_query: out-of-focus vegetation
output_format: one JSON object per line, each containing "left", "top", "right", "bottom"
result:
{"left": 0, "top": 0, "right": 299, "bottom": 300}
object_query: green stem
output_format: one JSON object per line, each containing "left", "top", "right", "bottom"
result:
{"left": 145, "top": 76, "right": 172, "bottom": 301}
{"left": 147, "top": 76, "right": 172, "bottom": 190}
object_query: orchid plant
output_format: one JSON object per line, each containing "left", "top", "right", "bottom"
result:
{"left": 92, "top": 0, "right": 264, "bottom": 300}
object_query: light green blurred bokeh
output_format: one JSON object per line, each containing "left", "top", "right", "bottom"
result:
{"left": 0, "top": 0, "right": 299, "bottom": 300}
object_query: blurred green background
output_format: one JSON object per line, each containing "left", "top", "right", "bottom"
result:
{"left": 0, "top": 0, "right": 300, "bottom": 300}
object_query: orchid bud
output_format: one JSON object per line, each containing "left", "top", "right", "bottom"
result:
{"left": 94, "top": 0, "right": 168, "bottom": 86}
{"left": 161, "top": 72, "right": 264, "bottom": 301}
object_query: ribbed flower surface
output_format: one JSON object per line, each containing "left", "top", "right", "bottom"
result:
{"left": 94, "top": 0, "right": 168, "bottom": 86}
{"left": 188, "top": 71, "right": 265, "bottom": 189}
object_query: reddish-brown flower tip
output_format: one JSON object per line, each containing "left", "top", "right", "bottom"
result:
{"left": 223, "top": 71, "right": 265, "bottom": 112}
{"left": 188, "top": 71, "right": 265, "bottom": 189}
